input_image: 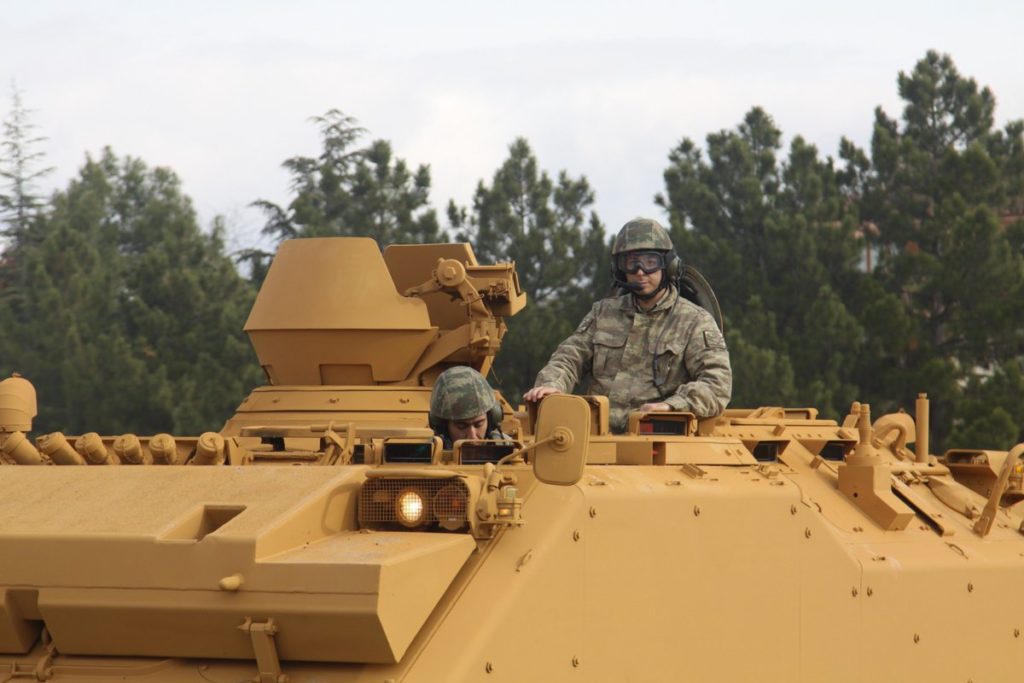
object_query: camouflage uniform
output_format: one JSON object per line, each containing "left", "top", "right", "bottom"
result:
{"left": 429, "top": 366, "right": 510, "bottom": 448}
{"left": 533, "top": 218, "right": 731, "bottom": 433}
{"left": 534, "top": 288, "right": 731, "bottom": 432}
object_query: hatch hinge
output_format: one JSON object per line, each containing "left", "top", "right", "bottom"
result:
{"left": 238, "top": 618, "right": 287, "bottom": 683}
{"left": 891, "top": 476, "right": 955, "bottom": 537}
{"left": 4, "top": 629, "right": 56, "bottom": 680}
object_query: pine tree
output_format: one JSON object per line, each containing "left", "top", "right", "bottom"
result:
{"left": 0, "top": 83, "right": 52, "bottom": 240}
{"left": 448, "top": 138, "right": 607, "bottom": 399}
{"left": 658, "top": 107, "right": 865, "bottom": 417}
{"left": 246, "top": 110, "right": 444, "bottom": 282}
{"left": 0, "top": 149, "right": 261, "bottom": 435}
{"left": 844, "top": 50, "right": 1024, "bottom": 449}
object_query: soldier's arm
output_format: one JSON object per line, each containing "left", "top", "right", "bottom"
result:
{"left": 532, "top": 307, "right": 598, "bottom": 394}
{"left": 662, "top": 315, "right": 732, "bottom": 418}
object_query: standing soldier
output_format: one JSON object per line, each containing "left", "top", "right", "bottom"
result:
{"left": 523, "top": 218, "right": 732, "bottom": 433}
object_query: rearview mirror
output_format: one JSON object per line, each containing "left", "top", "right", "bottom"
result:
{"left": 532, "top": 394, "right": 590, "bottom": 486}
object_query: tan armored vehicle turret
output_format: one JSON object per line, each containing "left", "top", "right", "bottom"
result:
{"left": 1, "top": 237, "right": 1023, "bottom": 682}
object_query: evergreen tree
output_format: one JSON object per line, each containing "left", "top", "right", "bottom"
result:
{"left": 0, "top": 149, "right": 261, "bottom": 435}
{"left": 658, "top": 108, "right": 865, "bottom": 418}
{"left": 949, "top": 360, "right": 1024, "bottom": 448}
{"left": 448, "top": 138, "right": 606, "bottom": 399}
{"left": 0, "top": 83, "right": 52, "bottom": 240}
{"left": 246, "top": 110, "right": 444, "bottom": 282}
{"left": 844, "top": 50, "right": 1024, "bottom": 449}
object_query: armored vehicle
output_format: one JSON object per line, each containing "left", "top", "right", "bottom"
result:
{"left": 1, "top": 237, "right": 1023, "bottom": 682}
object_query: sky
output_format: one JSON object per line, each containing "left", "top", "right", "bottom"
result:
{"left": 2, "top": 0, "right": 1023, "bottom": 254}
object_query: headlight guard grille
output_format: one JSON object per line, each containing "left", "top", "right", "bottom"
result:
{"left": 359, "top": 477, "right": 471, "bottom": 531}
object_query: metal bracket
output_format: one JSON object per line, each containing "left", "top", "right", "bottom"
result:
{"left": 973, "top": 445, "right": 1023, "bottom": 537}
{"left": 680, "top": 463, "right": 706, "bottom": 479}
{"left": 32, "top": 636, "right": 56, "bottom": 682}
{"left": 891, "top": 477, "right": 955, "bottom": 536}
{"left": 322, "top": 423, "right": 356, "bottom": 465}
{"left": 837, "top": 463, "right": 914, "bottom": 531}
{"left": 4, "top": 629, "right": 56, "bottom": 680}
{"left": 238, "top": 618, "right": 287, "bottom": 683}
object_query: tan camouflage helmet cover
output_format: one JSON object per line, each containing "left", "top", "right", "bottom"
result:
{"left": 611, "top": 218, "right": 674, "bottom": 254}
{"left": 430, "top": 366, "right": 499, "bottom": 422}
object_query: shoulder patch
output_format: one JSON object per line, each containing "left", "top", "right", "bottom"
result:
{"left": 702, "top": 328, "right": 727, "bottom": 350}
{"left": 574, "top": 313, "right": 595, "bottom": 335}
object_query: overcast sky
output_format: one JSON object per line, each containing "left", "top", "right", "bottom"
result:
{"left": 3, "top": 1, "right": 1023, "bottom": 253}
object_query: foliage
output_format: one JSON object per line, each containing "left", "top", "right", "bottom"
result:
{"left": 844, "top": 50, "right": 1024, "bottom": 448}
{"left": 0, "top": 83, "right": 52, "bottom": 239}
{"left": 0, "top": 149, "right": 261, "bottom": 435}
{"left": 448, "top": 138, "right": 607, "bottom": 399}
{"left": 244, "top": 110, "right": 445, "bottom": 283}
{"left": 4, "top": 52, "right": 1024, "bottom": 453}
{"left": 655, "top": 51, "right": 1024, "bottom": 450}
{"left": 949, "top": 360, "right": 1024, "bottom": 449}
{"left": 657, "top": 107, "right": 865, "bottom": 419}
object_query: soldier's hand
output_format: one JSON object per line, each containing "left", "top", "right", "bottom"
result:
{"left": 640, "top": 402, "right": 672, "bottom": 412}
{"left": 523, "top": 386, "right": 561, "bottom": 403}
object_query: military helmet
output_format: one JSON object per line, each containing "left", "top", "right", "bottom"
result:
{"left": 429, "top": 366, "right": 501, "bottom": 429}
{"left": 610, "top": 218, "right": 681, "bottom": 295}
{"left": 611, "top": 218, "right": 674, "bottom": 255}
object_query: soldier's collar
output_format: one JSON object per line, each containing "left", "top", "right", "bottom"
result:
{"left": 631, "top": 285, "right": 677, "bottom": 313}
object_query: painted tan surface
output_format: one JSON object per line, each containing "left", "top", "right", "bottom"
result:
{"left": 1, "top": 237, "right": 1023, "bottom": 682}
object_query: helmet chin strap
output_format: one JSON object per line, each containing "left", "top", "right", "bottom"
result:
{"left": 632, "top": 285, "right": 661, "bottom": 301}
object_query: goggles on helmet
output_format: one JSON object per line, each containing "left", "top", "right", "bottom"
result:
{"left": 616, "top": 250, "right": 667, "bottom": 275}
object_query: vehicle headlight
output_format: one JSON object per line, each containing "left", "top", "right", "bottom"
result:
{"left": 433, "top": 483, "right": 470, "bottom": 531}
{"left": 395, "top": 488, "right": 427, "bottom": 527}
{"left": 358, "top": 476, "right": 473, "bottom": 532}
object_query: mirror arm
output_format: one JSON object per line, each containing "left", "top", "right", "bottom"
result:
{"left": 483, "top": 433, "right": 567, "bottom": 510}
{"left": 496, "top": 427, "right": 573, "bottom": 469}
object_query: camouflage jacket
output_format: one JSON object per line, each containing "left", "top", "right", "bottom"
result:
{"left": 534, "top": 287, "right": 732, "bottom": 432}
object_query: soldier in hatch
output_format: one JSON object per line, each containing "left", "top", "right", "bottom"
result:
{"left": 523, "top": 218, "right": 732, "bottom": 433}
{"left": 429, "top": 366, "right": 510, "bottom": 449}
